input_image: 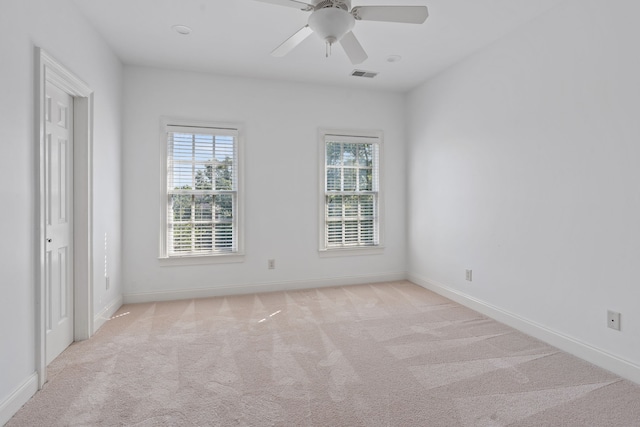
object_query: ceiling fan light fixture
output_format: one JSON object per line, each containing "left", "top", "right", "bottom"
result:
{"left": 261, "top": 0, "right": 428, "bottom": 63}
{"left": 308, "top": 7, "right": 355, "bottom": 47}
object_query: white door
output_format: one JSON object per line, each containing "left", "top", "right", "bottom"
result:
{"left": 45, "top": 81, "right": 74, "bottom": 364}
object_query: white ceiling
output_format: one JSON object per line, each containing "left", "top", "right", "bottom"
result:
{"left": 72, "top": 0, "right": 564, "bottom": 92}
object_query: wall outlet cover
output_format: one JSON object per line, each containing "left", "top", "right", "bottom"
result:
{"left": 465, "top": 269, "right": 473, "bottom": 282}
{"left": 607, "top": 310, "right": 621, "bottom": 331}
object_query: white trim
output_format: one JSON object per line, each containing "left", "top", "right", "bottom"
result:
{"left": 0, "top": 372, "right": 38, "bottom": 426}
{"left": 162, "top": 117, "right": 240, "bottom": 131}
{"left": 93, "top": 295, "right": 124, "bottom": 332}
{"left": 165, "top": 124, "right": 239, "bottom": 137}
{"left": 73, "top": 95, "right": 94, "bottom": 340}
{"left": 35, "top": 47, "right": 94, "bottom": 389}
{"left": 159, "top": 117, "right": 245, "bottom": 260}
{"left": 123, "top": 271, "right": 406, "bottom": 304}
{"left": 159, "top": 253, "right": 245, "bottom": 266}
{"left": 322, "top": 128, "right": 382, "bottom": 140}
{"left": 408, "top": 273, "right": 640, "bottom": 386}
{"left": 318, "top": 246, "right": 384, "bottom": 257}
{"left": 318, "top": 128, "right": 385, "bottom": 254}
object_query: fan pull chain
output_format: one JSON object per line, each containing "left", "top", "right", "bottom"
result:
{"left": 326, "top": 41, "right": 332, "bottom": 58}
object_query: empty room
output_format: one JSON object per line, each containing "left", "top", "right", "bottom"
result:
{"left": 1, "top": 0, "right": 640, "bottom": 425}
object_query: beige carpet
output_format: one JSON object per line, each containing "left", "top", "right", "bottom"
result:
{"left": 8, "top": 281, "right": 640, "bottom": 426}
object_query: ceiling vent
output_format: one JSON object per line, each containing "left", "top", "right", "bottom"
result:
{"left": 351, "top": 69, "right": 378, "bottom": 78}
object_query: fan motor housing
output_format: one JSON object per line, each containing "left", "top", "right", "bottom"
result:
{"left": 314, "top": 0, "right": 350, "bottom": 11}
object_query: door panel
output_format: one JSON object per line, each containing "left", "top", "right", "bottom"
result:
{"left": 45, "top": 82, "right": 74, "bottom": 365}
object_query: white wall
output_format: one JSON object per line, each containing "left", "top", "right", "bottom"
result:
{"left": 407, "top": 0, "right": 640, "bottom": 381}
{"left": 0, "top": 0, "right": 122, "bottom": 422}
{"left": 122, "top": 66, "right": 406, "bottom": 301}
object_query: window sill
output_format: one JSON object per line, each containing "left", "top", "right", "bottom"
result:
{"left": 318, "top": 246, "right": 384, "bottom": 258}
{"left": 159, "top": 253, "right": 245, "bottom": 266}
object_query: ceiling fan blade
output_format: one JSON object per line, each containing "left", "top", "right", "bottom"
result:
{"left": 340, "top": 31, "right": 368, "bottom": 65}
{"left": 253, "top": 0, "right": 313, "bottom": 11}
{"left": 271, "top": 25, "right": 314, "bottom": 57}
{"left": 351, "top": 6, "right": 429, "bottom": 24}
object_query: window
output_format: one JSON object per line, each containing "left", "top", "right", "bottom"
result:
{"left": 319, "top": 130, "right": 383, "bottom": 254}
{"left": 160, "top": 119, "right": 243, "bottom": 261}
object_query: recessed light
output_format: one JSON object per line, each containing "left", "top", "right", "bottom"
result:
{"left": 172, "top": 25, "right": 192, "bottom": 35}
{"left": 386, "top": 55, "right": 402, "bottom": 63}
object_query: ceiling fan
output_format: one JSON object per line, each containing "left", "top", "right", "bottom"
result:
{"left": 254, "top": 0, "right": 429, "bottom": 64}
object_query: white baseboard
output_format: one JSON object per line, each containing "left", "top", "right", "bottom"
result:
{"left": 408, "top": 273, "right": 640, "bottom": 386}
{"left": 124, "top": 272, "right": 407, "bottom": 304}
{"left": 0, "top": 372, "right": 38, "bottom": 426}
{"left": 93, "top": 294, "right": 124, "bottom": 333}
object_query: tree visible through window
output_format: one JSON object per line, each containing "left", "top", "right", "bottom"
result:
{"left": 322, "top": 132, "right": 381, "bottom": 250}
{"left": 164, "top": 125, "right": 239, "bottom": 257}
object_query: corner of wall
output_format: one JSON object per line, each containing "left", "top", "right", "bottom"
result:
{"left": 408, "top": 273, "right": 640, "bottom": 386}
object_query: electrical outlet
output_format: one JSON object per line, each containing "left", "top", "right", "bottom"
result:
{"left": 268, "top": 259, "right": 275, "bottom": 270}
{"left": 607, "top": 310, "right": 621, "bottom": 331}
{"left": 465, "top": 269, "right": 473, "bottom": 282}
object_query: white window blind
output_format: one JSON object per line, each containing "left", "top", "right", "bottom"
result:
{"left": 322, "top": 133, "right": 380, "bottom": 249}
{"left": 165, "top": 124, "right": 239, "bottom": 257}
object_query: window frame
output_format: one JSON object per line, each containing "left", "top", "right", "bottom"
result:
{"left": 318, "top": 128, "right": 384, "bottom": 256}
{"left": 159, "top": 117, "right": 244, "bottom": 265}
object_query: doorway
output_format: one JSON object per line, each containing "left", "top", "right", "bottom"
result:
{"left": 36, "top": 48, "right": 94, "bottom": 388}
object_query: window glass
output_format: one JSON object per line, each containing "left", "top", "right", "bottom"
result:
{"left": 322, "top": 133, "right": 380, "bottom": 250}
{"left": 164, "top": 124, "right": 239, "bottom": 257}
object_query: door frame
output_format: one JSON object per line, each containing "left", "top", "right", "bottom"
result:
{"left": 35, "top": 47, "right": 94, "bottom": 389}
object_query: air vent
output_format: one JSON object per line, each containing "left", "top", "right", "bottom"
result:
{"left": 351, "top": 70, "right": 378, "bottom": 78}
